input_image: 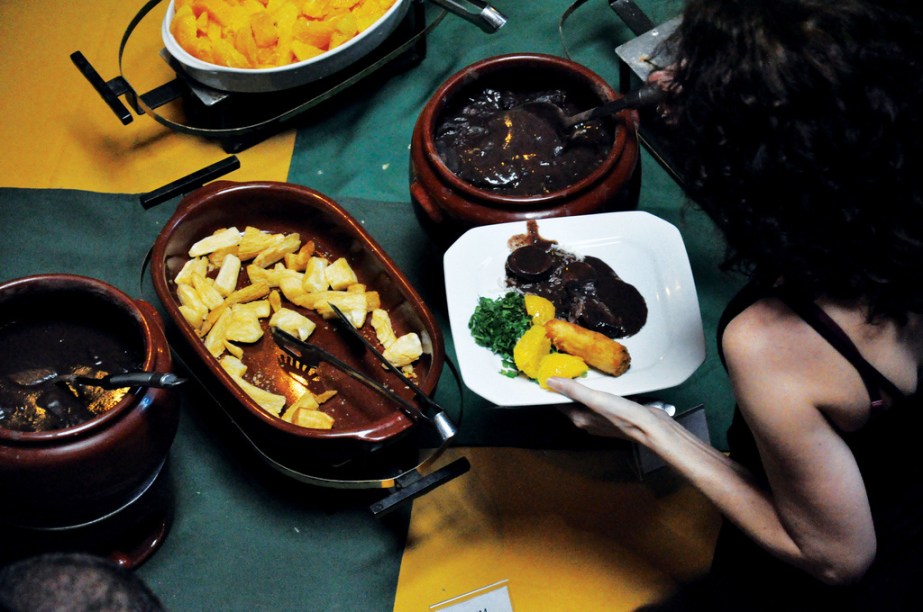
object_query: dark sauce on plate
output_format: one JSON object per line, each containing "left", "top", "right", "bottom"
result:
{"left": 0, "top": 305, "right": 144, "bottom": 433}
{"left": 434, "top": 88, "right": 614, "bottom": 196}
{"left": 506, "top": 220, "right": 647, "bottom": 338}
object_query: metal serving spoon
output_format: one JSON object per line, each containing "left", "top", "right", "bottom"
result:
{"left": 10, "top": 369, "right": 187, "bottom": 390}
{"left": 513, "top": 84, "right": 666, "bottom": 133}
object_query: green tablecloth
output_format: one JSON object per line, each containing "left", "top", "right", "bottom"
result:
{"left": 0, "top": 0, "right": 745, "bottom": 608}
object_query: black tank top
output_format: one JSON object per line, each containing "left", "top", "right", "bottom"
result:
{"left": 698, "top": 282, "right": 923, "bottom": 611}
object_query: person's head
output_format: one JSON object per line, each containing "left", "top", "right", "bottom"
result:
{"left": 0, "top": 552, "right": 165, "bottom": 612}
{"left": 661, "top": 0, "right": 923, "bottom": 320}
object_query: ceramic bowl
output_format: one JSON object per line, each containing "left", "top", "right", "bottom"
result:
{"left": 410, "top": 52, "right": 641, "bottom": 243}
{"left": 150, "top": 180, "right": 444, "bottom": 472}
{"left": 161, "top": 0, "right": 411, "bottom": 93}
{"left": 0, "top": 275, "right": 180, "bottom": 539}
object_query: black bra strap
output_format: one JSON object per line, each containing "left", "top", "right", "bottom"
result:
{"left": 773, "top": 289, "right": 904, "bottom": 407}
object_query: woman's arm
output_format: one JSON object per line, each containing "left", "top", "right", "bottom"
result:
{"left": 721, "top": 302, "right": 876, "bottom": 581}
{"left": 548, "top": 303, "right": 877, "bottom": 584}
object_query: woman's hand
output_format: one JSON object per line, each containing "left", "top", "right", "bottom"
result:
{"left": 547, "top": 377, "right": 663, "bottom": 442}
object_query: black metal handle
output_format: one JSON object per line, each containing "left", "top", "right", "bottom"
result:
{"left": 328, "top": 306, "right": 442, "bottom": 409}
{"left": 609, "top": 0, "right": 654, "bottom": 36}
{"left": 139, "top": 156, "right": 240, "bottom": 209}
{"left": 103, "top": 372, "right": 188, "bottom": 389}
{"left": 328, "top": 304, "right": 458, "bottom": 442}
{"left": 70, "top": 51, "right": 134, "bottom": 125}
{"left": 369, "top": 457, "right": 471, "bottom": 516}
{"left": 571, "top": 84, "right": 666, "bottom": 125}
{"left": 68, "top": 372, "right": 187, "bottom": 389}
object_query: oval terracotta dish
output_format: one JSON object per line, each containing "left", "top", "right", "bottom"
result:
{"left": 150, "top": 181, "right": 444, "bottom": 472}
{"left": 410, "top": 52, "right": 641, "bottom": 242}
{"left": 0, "top": 274, "right": 180, "bottom": 566}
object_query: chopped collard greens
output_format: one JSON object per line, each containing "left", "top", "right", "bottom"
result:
{"left": 468, "top": 291, "right": 532, "bottom": 377}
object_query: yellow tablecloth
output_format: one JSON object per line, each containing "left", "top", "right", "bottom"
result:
{"left": 0, "top": 1, "right": 294, "bottom": 193}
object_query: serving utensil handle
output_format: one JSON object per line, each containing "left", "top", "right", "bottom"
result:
{"left": 428, "top": 0, "right": 507, "bottom": 33}
{"left": 576, "top": 84, "right": 665, "bottom": 125}
{"left": 103, "top": 372, "right": 187, "bottom": 389}
{"left": 328, "top": 304, "right": 454, "bottom": 432}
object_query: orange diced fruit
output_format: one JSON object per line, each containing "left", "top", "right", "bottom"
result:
{"left": 234, "top": 24, "right": 259, "bottom": 66}
{"left": 536, "top": 353, "right": 589, "bottom": 389}
{"left": 200, "top": 0, "right": 234, "bottom": 26}
{"left": 328, "top": 31, "right": 349, "bottom": 48}
{"left": 250, "top": 12, "right": 279, "bottom": 47}
{"left": 513, "top": 324, "right": 552, "bottom": 379}
{"left": 291, "top": 39, "right": 325, "bottom": 61}
{"left": 171, "top": 0, "right": 381, "bottom": 67}
{"left": 274, "top": 1, "right": 300, "bottom": 31}
{"left": 524, "top": 294, "right": 555, "bottom": 326}
{"left": 331, "top": 12, "right": 358, "bottom": 36}
{"left": 195, "top": 10, "right": 210, "bottom": 33}
{"left": 227, "top": 5, "right": 253, "bottom": 31}
{"left": 301, "top": 0, "right": 332, "bottom": 19}
{"left": 293, "top": 18, "right": 334, "bottom": 48}
{"left": 212, "top": 37, "right": 250, "bottom": 67}
{"left": 242, "top": 0, "right": 266, "bottom": 14}
{"left": 171, "top": 5, "right": 199, "bottom": 48}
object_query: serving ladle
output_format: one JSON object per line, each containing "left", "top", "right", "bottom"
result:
{"left": 513, "top": 84, "right": 666, "bottom": 133}
{"left": 10, "top": 369, "right": 187, "bottom": 390}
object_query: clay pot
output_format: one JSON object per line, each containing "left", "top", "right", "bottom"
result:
{"left": 0, "top": 275, "right": 180, "bottom": 562}
{"left": 410, "top": 52, "right": 641, "bottom": 243}
{"left": 149, "top": 181, "right": 445, "bottom": 474}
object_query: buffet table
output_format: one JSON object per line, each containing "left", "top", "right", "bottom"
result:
{"left": 0, "top": 0, "right": 739, "bottom": 608}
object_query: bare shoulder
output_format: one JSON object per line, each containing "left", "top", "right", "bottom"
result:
{"left": 723, "top": 297, "right": 875, "bottom": 431}
{"left": 722, "top": 298, "right": 823, "bottom": 376}
{"left": 722, "top": 299, "right": 857, "bottom": 466}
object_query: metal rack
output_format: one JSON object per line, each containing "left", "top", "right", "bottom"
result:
{"left": 71, "top": 0, "right": 505, "bottom": 154}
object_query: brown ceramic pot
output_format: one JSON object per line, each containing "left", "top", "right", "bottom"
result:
{"left": 410, "top": 52, "right": 641, "bottom": 242}
{"left": 0, "top": 275, "right": 180, "bottom": 536}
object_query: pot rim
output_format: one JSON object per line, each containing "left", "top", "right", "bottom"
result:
{"left": 419, "top": 52, "right": 631, "bottom": 207}
{"left": 0, "top": 274, "right": 158, "bottom": 444}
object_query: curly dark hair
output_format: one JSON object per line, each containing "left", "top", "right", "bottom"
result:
{"left": 660, "top": 0, "right": 923, "bottom": 322}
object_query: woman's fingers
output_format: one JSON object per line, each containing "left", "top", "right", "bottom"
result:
{"left": 548, "top": 377, "right": 626, "bottom": 435}
{"left": 548, "top": 377, "right": 655, "bottom": 440}
{"left": 557, "top": 404, "right": 626, "bottom": 438}
{"left": 546, "top": 376, "right": 607, "bottom": 405}
{"left": 547, "top": 377, "right": 635, "bottom": 412}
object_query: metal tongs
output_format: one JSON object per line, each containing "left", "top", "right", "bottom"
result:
{"left": 272, "top": 306, "right": 466, "bottom": 515}
{"left": 271, "top": 306, "right": 457, "bottom": 445}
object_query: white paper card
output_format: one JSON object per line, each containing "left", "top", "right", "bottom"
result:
{"left": 430, "top": 580, "right": 513, "bottom": 612}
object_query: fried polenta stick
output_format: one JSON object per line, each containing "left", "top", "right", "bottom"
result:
{"left": 544, "top": 319, "right": 631, "bottom": 377}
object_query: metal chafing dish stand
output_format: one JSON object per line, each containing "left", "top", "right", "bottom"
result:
{"left": 71, "top": 0, "right": 506, "bottom": 154}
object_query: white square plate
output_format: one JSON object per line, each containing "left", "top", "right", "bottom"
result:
{"left": 444, "top": 211, "right": 706, "bottom": 406}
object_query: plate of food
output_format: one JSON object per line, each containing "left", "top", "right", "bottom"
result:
{"left": 444, "top": 211, "right": 705, "bottom": 406}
